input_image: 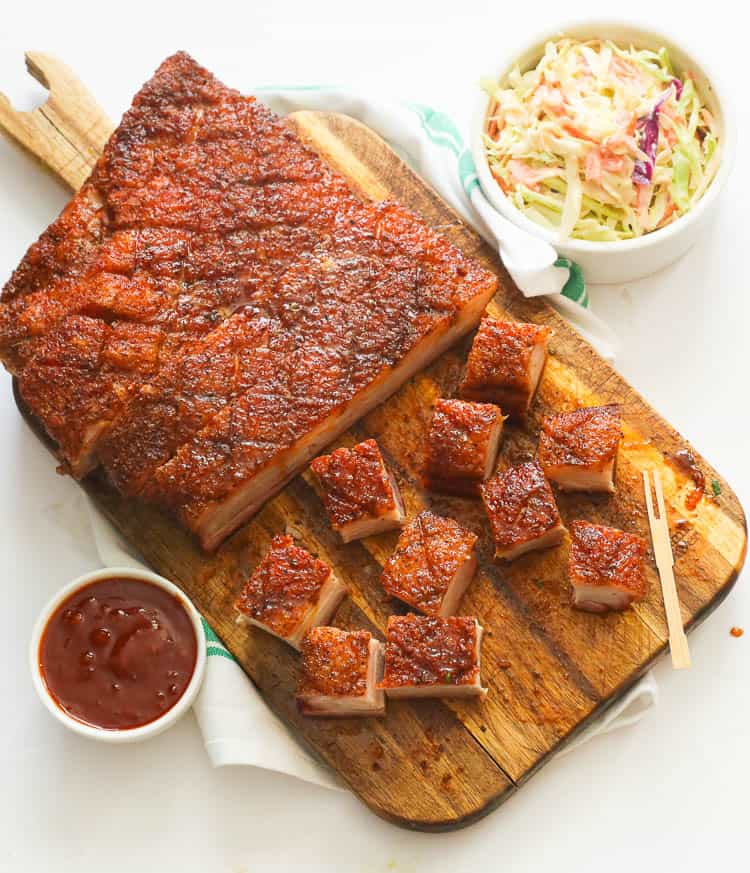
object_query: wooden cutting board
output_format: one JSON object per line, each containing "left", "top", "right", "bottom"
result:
{"left": 2, "top": 54, "right": 746, "bottom": 830}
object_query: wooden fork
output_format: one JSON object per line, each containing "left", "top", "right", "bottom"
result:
{"left": 643, "top": 470, "right": 691, "bottom": 669}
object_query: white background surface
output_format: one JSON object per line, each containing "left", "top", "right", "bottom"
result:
{"left": 0, "top": 2, "right": 747, "bottom": 871}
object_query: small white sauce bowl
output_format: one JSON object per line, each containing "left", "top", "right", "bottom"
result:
{"left": 30, "top": 566, "right": 207, "bottom": 743}
{"left": 472, "top": 20, "right": 736, "bottom": 284}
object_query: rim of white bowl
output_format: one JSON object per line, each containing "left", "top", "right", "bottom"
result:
{"left": 29, "top": 566, "right": 207, "bottom": 743}
{"left": 471, "top": 18, "right": 737, "bottom": 256}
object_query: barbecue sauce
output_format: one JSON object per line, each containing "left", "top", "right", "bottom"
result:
{"left": 39, "top": 577, "right": 197, "bottom": 730}
{"left": 668, "top": 449, "right": 705, "bottom": 511}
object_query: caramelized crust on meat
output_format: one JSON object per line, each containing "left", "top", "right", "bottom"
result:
{"left": 381, "top": 511, "right": 478, "bottom": 615}
{"left": 423, "top": 399, "right": 504, "bottom": 495}
{"left": 568, "top": 521, "right": 648, "bottom": 610}
{"left": 234, "top": 535, "right": 332, "bottom": 640}
{"left": 310, "top": 439, "right": 401, "bottom": 529}
{"left": 481, "top": 460, "right": 564, "bottom": 556}
{"left": 460, "top": 318, "right": 551, "bottom": 416}
{"left": 379, "top": 615, "right": 481, "bottom": 689}
{"left": 0, "top": 52, "right": 497, "bottom": 546}
{"left": 297, "top": 627, "right": 372, "bottom": 698}
{"left": 539, "top": 405, "right": 622, "bottom": 469}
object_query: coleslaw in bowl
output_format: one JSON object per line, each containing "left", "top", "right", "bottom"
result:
{"left": 472, "top": 22, "right": 735, "bottom": 283}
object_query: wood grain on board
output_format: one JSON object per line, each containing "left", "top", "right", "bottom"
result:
{"left": 2, "top": 54, "right": 746, "bottom": 830}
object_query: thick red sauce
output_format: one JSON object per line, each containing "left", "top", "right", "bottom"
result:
{"left": 39, "top": 577, "right": 197, "bottom": 730}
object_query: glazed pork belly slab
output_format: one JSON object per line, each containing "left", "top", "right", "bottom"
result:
{"left": 481, "top": 460, "right": 566, "bottom": 560}
{"left": 423, "top": 398, "right": 505, "bottom": 496}
{"left": 234, "top": 534, "right": 347, "bottom": 649}
{"left": 296, "top": 627, "right": 385, "bottom": 717}
{"left": 459, "top": 318, "right": 551, "bottom": 418}
{"left": 310, "top": 439, "right": 405, "bottom": 543}
{"left": 538, "top": 404, "right": 622, "bottom": 492}
{"left": 0, "top": 52, "right": 498, "bottom": 549}
{"left": 379, "top": 614, "right": 486, "bottom": 699}
{"left": 568, "top": 521, "right": 648, "bottom": 613}
{"left": 381, "top": 510, "right": 478, "bottom": 617}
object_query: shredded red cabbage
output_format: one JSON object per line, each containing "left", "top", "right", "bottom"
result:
{"left": 633, "top": 83, "right": 680, "bottom": 185}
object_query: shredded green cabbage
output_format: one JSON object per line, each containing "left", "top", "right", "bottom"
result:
{"left": 482, "top": 38, "right": 721, "bottom": 241}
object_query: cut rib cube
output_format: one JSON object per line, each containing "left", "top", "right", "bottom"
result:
{"left": 379, "top": 614, "right": 486, "bottom": 699}
{"left": 459, "top": 318, "right": 551, "bottom": 418}
{"left": 423, "top": 398, "right": 505, "bottom": 496}
{"left": 296, "top": 627, "right": 385, "bottom": 717}
{"left": 480, "top": 460, "right": 566, "bottom": 560}
{"left": 568, "top": 521, "right": 648, "bottom": 613}
{"left": 538, "top": 404, "right": 622, "bottom": 492}
{"left": 234, "top": 534, "right": 347, "bottom": 649}
{"left": 310, "top": 439, "right": 405, "bottom": 543}
{"left": 381, "top": 511, "right": 478, "bottom": 617}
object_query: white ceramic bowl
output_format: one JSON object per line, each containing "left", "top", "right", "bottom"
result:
{"left": 30, "top": 567, "right": 206, "bottom": 743}
{"left": 472, "top": 21, "right": 736, "bottom": 284}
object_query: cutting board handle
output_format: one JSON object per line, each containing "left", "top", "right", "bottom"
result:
{"left": 0, "top": 52, "right": 112, "bottom": 191}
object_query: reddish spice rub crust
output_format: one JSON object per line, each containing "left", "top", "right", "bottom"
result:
{"left": 423, "top": 398, "right": 504, "bottom": 495}
{"left": 568, "top": 521, "right": 648, "bottom": 603}
{"left": 539, "top": 405, "right": 622, "bottom": 469}
{"left": 460, "top": 318, "right": 551, "bottom": 416}
{"left": 234, "top": 535, "right": 331, "bottom": 640}
{"left": 380, "top": 511, "right": 478, "bottom": 615}
{"left": 297, "top": 627, "right": 372, "bottom": 699}
{"left": 310, "top": 439, "right": 398, "bottom": 528}
{"left": 480, "top": 460, "right": 563, "bottom": 553}
{"left": 0, "top": 52, "right": 498, "bottom": 547}
{"left": 379, "top": 615, "right": 481, "bottom": 689}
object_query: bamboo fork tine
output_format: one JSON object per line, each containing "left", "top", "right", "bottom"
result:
{"left": 643, "top": 471, "right": 656, "bottom": 523}
{"left": 654, "top": 471, "right": 668, "bottom": 522}
{"left": 642, "top": 470, "right": 691, "bottom": 670}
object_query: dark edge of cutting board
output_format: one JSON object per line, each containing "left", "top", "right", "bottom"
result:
{"left": 7, "top": 96, "right": 747, "bottom": 830}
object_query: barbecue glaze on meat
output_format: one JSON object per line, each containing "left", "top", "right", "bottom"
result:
{"left": 481, "top": 460, "right": 566, "bottom": 560}
{"left": 568, "top": 521, "right": 648, "bottom": 613}
{"left": 0, "top": 52, "right": 498, "bottom": 549}
{"left": 460, "top": 318, "right": 550, "bottom": 418}
{"left": 310, "top": 439, "right": 405, "bottom": 542}
{"left": 234, "top": 534, "right": 346, "bottom": 649}
{"left": 296, "top": 627, "right": 385, "bottom": 717}
{"left": 379, "top": 614, "right": 486, "bottom": 699}
{"left": 538, "top": 405, "right": 622, "bottom": 492}
{"left": 423, "top": 398, "right": 504, "bottom": 496}
{"left": 380, "top": 511, "right": 478, "bottom": 617}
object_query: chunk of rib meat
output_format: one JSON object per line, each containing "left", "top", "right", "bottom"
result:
{"left": 568, "top": 520, "right": 648, "bottom": 613}
{"left": 296, "top": 627, "right": 385, "bottom": 717}
{"left": 0, "top": 52, "right": 498, "bottom": 550}
{"left": 234, "top": 534, "right": 347, "bottom": 649}
{"left": 480, "top": 460, "right": 566, "bottom": 560}
{"left": 538, "top": 405, "right": 622, "bottom": 493}
{"left": 379, "top": 614, "right": 486, "bottom": 699}
{"left": 423, "top": 398, "right": 505, "bottom": 496}
{"left": 381, "top": 511, "right": 478, "bottom": 617}
{"left": 459, "top": 318, "right": 551, "bottom": 418}
{"left": 310, "top": 439, "right": 404, "bottom": 543}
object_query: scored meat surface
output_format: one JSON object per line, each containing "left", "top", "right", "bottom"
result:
{"left": 310, "top": 439, "right": 405, "bottom": 542}
{"left": 234, "top": 534, "right": 346, "bottom": 649}
{"left": 380, "top": 510, "right": 478, "bottom": 617}
{"left": 0, "top": 52, "right": 498, "bottom": 549}
{"left": 379, "top": 614, "right": 486, "bottom": 699}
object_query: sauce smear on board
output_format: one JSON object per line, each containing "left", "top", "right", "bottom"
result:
{"left": 39, "top": 577, "right": 197, "bottom": 730}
